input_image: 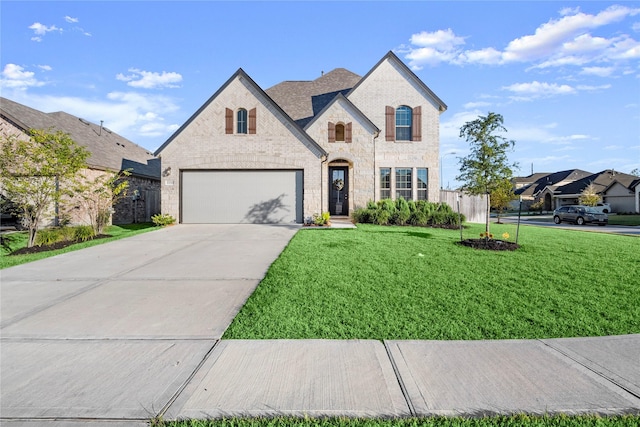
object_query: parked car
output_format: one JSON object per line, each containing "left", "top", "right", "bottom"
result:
{"left": 553, "top": 205, "right": 608, "bottom": 226}
{"left": 592, "top": 202, "right": 611, "bottom": 214}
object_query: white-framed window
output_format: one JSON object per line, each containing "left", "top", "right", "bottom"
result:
{"left": 237, "top": 108, "right": 248, "bottom": 134}
{"left": 417, "top": 168, "right": 428, "bottom": 200}
{"left": 395, "top": 106, "right": 412, "bottom": 141}
{"left": 395, "top": 168, "right": 412, "bottom": 200}
{"left": 380, "top": 168, "right": 391, "bottom": 199}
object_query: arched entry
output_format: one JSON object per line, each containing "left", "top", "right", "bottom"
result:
{"left": 328, "top": 160, "right": 350, "bottom": 216}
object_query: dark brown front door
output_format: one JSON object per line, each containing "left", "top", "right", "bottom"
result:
{"left": 329, "top": 167, "right": 348, "bottom": 216}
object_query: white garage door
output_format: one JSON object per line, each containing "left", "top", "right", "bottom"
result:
{"left": 181, "top": 170, "right": 303, "bottom": 224}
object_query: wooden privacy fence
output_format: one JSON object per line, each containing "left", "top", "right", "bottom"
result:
{"left": 440, "top": 190, "right": 487, "bottom": 224}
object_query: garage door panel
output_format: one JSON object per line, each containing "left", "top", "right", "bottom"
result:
{"left": 181, "top": 171, "right": 302, "bottom": 224}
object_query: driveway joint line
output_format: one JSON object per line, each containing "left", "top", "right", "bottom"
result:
{"left": 157, "top": 339, "right": 221, "bottom": 419}
{"left": 537, "top": 339, "right": 640, "bottom": 403}
{"left": 383, "top": 340, "right": 416, "bottom": 416}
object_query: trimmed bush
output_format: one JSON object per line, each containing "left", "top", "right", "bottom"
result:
{"left": 352, "top": 199, "right": 465, "bottom": 227}
{"left": 151, "top": 213, "right": 176, "bottom": 227}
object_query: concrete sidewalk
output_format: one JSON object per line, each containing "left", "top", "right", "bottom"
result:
{"left": 1, "top": 225, "right": 639, "bottom": 425}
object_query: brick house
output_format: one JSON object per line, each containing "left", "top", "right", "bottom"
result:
{"left": 0, "top": 97, "right": 160, "bottom": 227}
{"left": 155, "top": 52, "right": 447, "bottom": 224}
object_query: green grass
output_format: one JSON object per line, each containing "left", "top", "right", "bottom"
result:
{"left": 156, "top": 415, "right": 640, "bottom": 427}
{"left": 224, "top": 223, "right": 640, "bottom": 340}
{"left": 608, "top": 215, "right": 640, "bottom": 226}
{"left": 0, "top": 223, "right": 157, "bottom": 269}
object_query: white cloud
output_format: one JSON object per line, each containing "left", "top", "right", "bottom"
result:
{"left": 463, "top": 101, "right": 492, "bottom": 109}
{"left": 581, "top": 66, "right": 615, "bottom": 77}
{"left": 503, "top": 81, "right": 576, "bottom": 97}
{"left": 402, "top": 4, "right": 640, "bottom": 71}
{"left": 116, "top": 68, "right": 182, "bottom": 89}
{"left": 38, "top": 65, "right": 53, "bottom": 71}
{"left": 64, "top": 16, "right": 79, "bottom": 23}
{"left": 28, "top": 22, "right": 60, "bottom": 41}
{"left": 0, "top": 64, "right": 46, "bottom": 89}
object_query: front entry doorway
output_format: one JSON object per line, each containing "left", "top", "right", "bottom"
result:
{"left": 329, "top": 166, "right": 349, "bottom": 216}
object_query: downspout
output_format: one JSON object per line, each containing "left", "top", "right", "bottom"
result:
{"left": 320, "top": 154, "right": 328, "bottom": 215}
{"left": 373, "top": 130, "right": 380, "bottom": 201}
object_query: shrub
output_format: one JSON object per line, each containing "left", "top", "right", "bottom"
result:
{"left": 151, "top": 213, "right": 176, "bottom": 227}
{"left": 73, "top": 225, "right": 96, "bottom": 242}
{"left": 313, "top": 212, "right": 331, "bottom": 226}
{"left": 408, "top": 210, "right": 428, "bottom": 226}
{"left": 392, "top": 197, "right": 411, "bottom": 225}
{"left": 374, "top": 209, "right": 390, "bottom": 225}
{"left": 353, "top": 198, "right": 463, "bottom": 228}
{"left": 34, "top": 228, "right": 64, "bottom": 247}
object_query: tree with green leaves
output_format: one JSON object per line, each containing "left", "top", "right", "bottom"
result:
{"left": 71, "top": 169, "right": 130, "bottom": 235}
{"left": 491, "top": 178, "right": 516, "bottom": 223}
{"left": 0, "top": 129, "right": 90, "bottom": 247}
{"left": 578, "top": 182, "right": 601, "bottom": 207}
{"left": 456, "top": 112, "right": 518, "bottom": 237}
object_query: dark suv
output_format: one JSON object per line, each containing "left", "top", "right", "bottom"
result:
{"left": 553, "top": 205, "right": 608, "bottom": 226}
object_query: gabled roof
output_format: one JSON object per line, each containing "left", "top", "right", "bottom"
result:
{"left": 347, "top": 51, "right": 447, "bottom": 112}
{"left": 303, "top": 93, "right": 379, "bottom": 134}
{"left": 515, "top": 169, "right": 591, "bottom": 196}
{"left": 554, "top": 169, "right": 639, "bottom": 196}
{"left": 265, "top": 68, "right": 361, "bottom": 125}
{"left": 0, "top": 97, "right": 159, "bottom": 179}
{"left": 155, "top": 68, "right": 327, "bottom": 158}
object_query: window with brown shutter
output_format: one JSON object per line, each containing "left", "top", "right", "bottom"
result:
{"left": 385, "top": 106, "right": 395, "bottom": 141}
{"left": 249, "top": 108, "right": 257, "bottom": 134}
{"left": 328, "top": 122, "right": 336, "bottom": 143}
{"left": 225, "top": 108, "right": 233, "bottom": 134}
{"left": 345, "top": 122, "right": 352, "bottom": 143}
{"left": 412, "top": 106, "right": 422, "bottom": 141}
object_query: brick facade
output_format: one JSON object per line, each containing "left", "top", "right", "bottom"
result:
{"left": 156, "top": 52, "right": 446, "bottom": 222}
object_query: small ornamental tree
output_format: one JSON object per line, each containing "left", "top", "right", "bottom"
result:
{"left": 491, "top": 178, "right": 516, "bottom": 223}
{"left": 0, "top": 129, "right": 89, "bottom": 247}
{"left": 71, "top": 169, "right": 131, "bottom": 235}
{"left": 456, "top": 112, "right": 518, "bottom": 238}
{"left": 578, "top": 182, "right": 601, "bottom": 207}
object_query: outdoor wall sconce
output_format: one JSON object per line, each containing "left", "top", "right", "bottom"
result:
{"left": 162, "top": 167, "right": 172, "bottom": 177}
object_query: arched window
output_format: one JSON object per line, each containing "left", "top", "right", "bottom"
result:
{"left": 335, "top": 123, "right": 345, "bottom": 142}
{"left": 395, "top": 106, "right": 412, "bottom": 141}
{"left": 237, "top": 108, "right": 248, "bottom": 134}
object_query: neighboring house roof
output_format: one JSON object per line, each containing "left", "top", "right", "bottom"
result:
{"left": 266, "top": 68, "right": 362, "bottom": 127}
{"left": 303, "top": 93, "right": 380, "bottom": 134}
{"left": 512, "top": 173, "right": 550, "bottom": 186}
{"left": 155, "top": 68, "right": 327, "bottom": 158}
{"left": 347, "top": 51, "right": 448, "bottom": 112}
{"left": 515, "top": 169, "right": 591, "bottom": 197}
{"left": 555, "top": 169, "right": 639, "bottom": 196}
{"left": 0, "top": 97, "right": 159, "bottom": 179}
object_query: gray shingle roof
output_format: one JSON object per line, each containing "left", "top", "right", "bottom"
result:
{"left": 0, "top": 97, "right": 159, "bottom": 179}
{"left": 265, "top": 68, "right": 362, "bottom": 125}
{"left": 555, "top": 169, "right": 639, "bottom": 196}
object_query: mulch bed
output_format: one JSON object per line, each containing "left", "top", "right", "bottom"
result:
{"left": 9, "top": 234, "right": 111, "bottom": 255}
{"left": 457, "top": 238, "right": 520, "bottom": 251}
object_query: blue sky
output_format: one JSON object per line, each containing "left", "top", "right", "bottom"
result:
{"left": 2, "top": 1, "right": 639, "bottom": 187}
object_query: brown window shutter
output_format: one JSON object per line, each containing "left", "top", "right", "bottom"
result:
{"left": 412, "top": 106, "right": 422, "bottom": 141}
{"left": 385, "top": 106, "right": 395, "bottom": 141}
{"left": 248, "top": 108, "right": 257, "bottom": 134}
{"left": 225, "top": 108, "right": 233, "bottom": 134}
{"left": 328, "top": 122, "right": 336, "bottom": 143}
{"left": 345, "top": 122, "right": 352, "bottom": 143}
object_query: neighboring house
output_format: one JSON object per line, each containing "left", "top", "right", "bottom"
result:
{"left": 155, "top": 51, "right": 447, "bottom": 224}
{"left": 0, "top": 97, "right": 160, "bottom": 226}
{"left": 514, "top": 169, "right": 640, "bottom": 213}
{"left": 514, "top": 169, "right": 592, "bottom": 211}
{"left": 553, "top": 169, "right": 639, "bottom": 213}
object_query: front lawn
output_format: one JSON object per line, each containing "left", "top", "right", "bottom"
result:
{"left": 0, "top": 223, "right": 157, "bottom": 269}
{"left": 609, "top": 214, "right": 640, "bottom": 226}
{"left": 224, "top": 223, "right": 639, "bottom": 340}
{"left": 156, "top": 415, "right": 640, "bottom": 427}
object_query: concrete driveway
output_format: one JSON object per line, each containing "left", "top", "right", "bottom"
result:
{"left": 1, "top": 224, "right": 299, "bottom": 425}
